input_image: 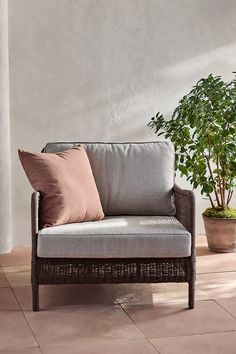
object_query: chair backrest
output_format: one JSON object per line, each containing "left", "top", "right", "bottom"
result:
{"left": 43, "top": 141, "right": 176, "bottom": 216}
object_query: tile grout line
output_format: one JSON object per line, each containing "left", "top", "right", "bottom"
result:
{"left": 197, "top": 270, "right": 236, "bottom": 275}
{"left": 147, "top": 329, "right": 236, "bottom": 340}
{"left": 115, "top": 299, "right": 236, "bottom": 344}
{"left": 118, "top": 303, "right": 161, "bottom": 354}
{"left": 0, "top": 261, "right": 30, "bottom": 267}
{"left": 11, "top": 286, "right": 41, "bottom": 350}
{"left": 213, "top": 299, "right": 236, "bottom": 320}
{"left": 104, "top": 286, "right": 160, "bottom": 352}
{"left": 0, "top": 346, "right": 42, "bottom": 353}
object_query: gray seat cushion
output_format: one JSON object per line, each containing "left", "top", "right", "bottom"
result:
{"left": 37, "top": 216, "right": 191, "bottom": 258}
{"left": 43, "top": 141, "right": 175, "bottom": 216}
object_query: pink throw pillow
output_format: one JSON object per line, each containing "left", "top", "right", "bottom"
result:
{"left": 18, "top": 146, "right": 104, "bottom": 228}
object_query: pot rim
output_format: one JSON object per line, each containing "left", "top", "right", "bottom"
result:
{"left": 202, "top": 214, "right": 236, "bottom": 221}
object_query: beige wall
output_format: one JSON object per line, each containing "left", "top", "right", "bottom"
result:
{"left": 0, "top": 0, "right": 12, "bottom": 253}
{"left": 8, "top": 0, "right": 236, "bottom": 245}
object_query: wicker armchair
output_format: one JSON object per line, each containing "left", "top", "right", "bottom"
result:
{"left": 31, "top": 142, "right": 195, "bottom": 311}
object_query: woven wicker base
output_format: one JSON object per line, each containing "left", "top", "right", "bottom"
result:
{"left": 32, "top": 256, "right": 195, "bottom": 311}
{"left": 35, "top": 257, "right": 194, "bottom": 284}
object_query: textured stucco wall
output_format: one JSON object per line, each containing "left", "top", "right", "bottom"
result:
{"left": 8, "top": 0, "right": 236, "bottom": 245}
{"left": 0, "top": 0, "right": 12, "bottom": 253}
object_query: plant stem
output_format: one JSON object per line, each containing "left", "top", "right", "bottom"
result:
{"left": 216, "top": 154, "right": 224, "bottom": 208}
{"left": 205, "top": 154, "right": 221, "bottom": 207}
{"left": 208, "top": 194, "right": 215, "bottom": 208}
{"left": 227, "top": 189, "right": 234, "bottom": 206}
{"left": 206, "top": 133, "right": 221, "bottom": 207}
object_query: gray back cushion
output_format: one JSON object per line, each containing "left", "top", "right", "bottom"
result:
{"left": 44, "top": 141, "right": 175, "bottom": 216}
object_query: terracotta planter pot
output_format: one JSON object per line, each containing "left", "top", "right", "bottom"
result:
{"left": 203, "top": 215, "right": 236, "bottom": 253}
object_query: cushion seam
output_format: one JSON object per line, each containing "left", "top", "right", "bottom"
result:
{"left": 38, "top": 232, "right": 191, "bottom": 237}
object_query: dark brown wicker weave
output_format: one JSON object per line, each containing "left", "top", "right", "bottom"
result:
{"left": 31, "top": 184, "right": 195, "bottom": 311}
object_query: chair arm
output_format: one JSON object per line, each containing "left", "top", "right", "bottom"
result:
{"left": 31, "top": 191, "right": 40, "bottom": 236}
{"left": 31, "top": 192, "right": 40, "bottom": 257}
{"left": 174, "top": 184, "right": 196, "bottom": 256}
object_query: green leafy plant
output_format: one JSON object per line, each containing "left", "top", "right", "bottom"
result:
{"left": 148, "top": 73, "right": 236, "bottom": 216}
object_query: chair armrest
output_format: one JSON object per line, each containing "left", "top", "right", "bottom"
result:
{"left": 31, "top": 191, "right": 40, "bottom": 236}
{"left": 31, "top": 192, "right": 40, "bottom": 258}
{"left": 174, "top": 184, "right": 195, "bottom": 256}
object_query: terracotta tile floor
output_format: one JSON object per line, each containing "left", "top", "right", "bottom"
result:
{"left": 0, "top": 235, "right": 235, "bottom": 354}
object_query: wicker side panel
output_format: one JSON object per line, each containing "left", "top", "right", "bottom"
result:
{"left": 174, "top": 184, "right": 195, "bottom": 254}
{"left": 31, "top": 192, "right": 40, "bottom": 279}
{"left": 36, "top": 257, "right": 192, "bottom": 284}
{"left": 174, "top": 185, "right": 195, "bottom": 235}
{"left": 174, "top": 184, "right": 196, "bottom": 285}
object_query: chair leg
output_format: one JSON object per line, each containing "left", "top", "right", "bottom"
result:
{"left": 32, "top": 282, "right": 39, "bottom": 311}
{"left": 188, "top": 281, "right": 195, "bottom": 309}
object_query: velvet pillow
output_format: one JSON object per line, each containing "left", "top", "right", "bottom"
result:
{"left": 18, "top": 146, "right": 104, "bottom": 228}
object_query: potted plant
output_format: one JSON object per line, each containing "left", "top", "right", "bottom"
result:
{"left": 148, "top": 73, "right": 236, "bottom": 253}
